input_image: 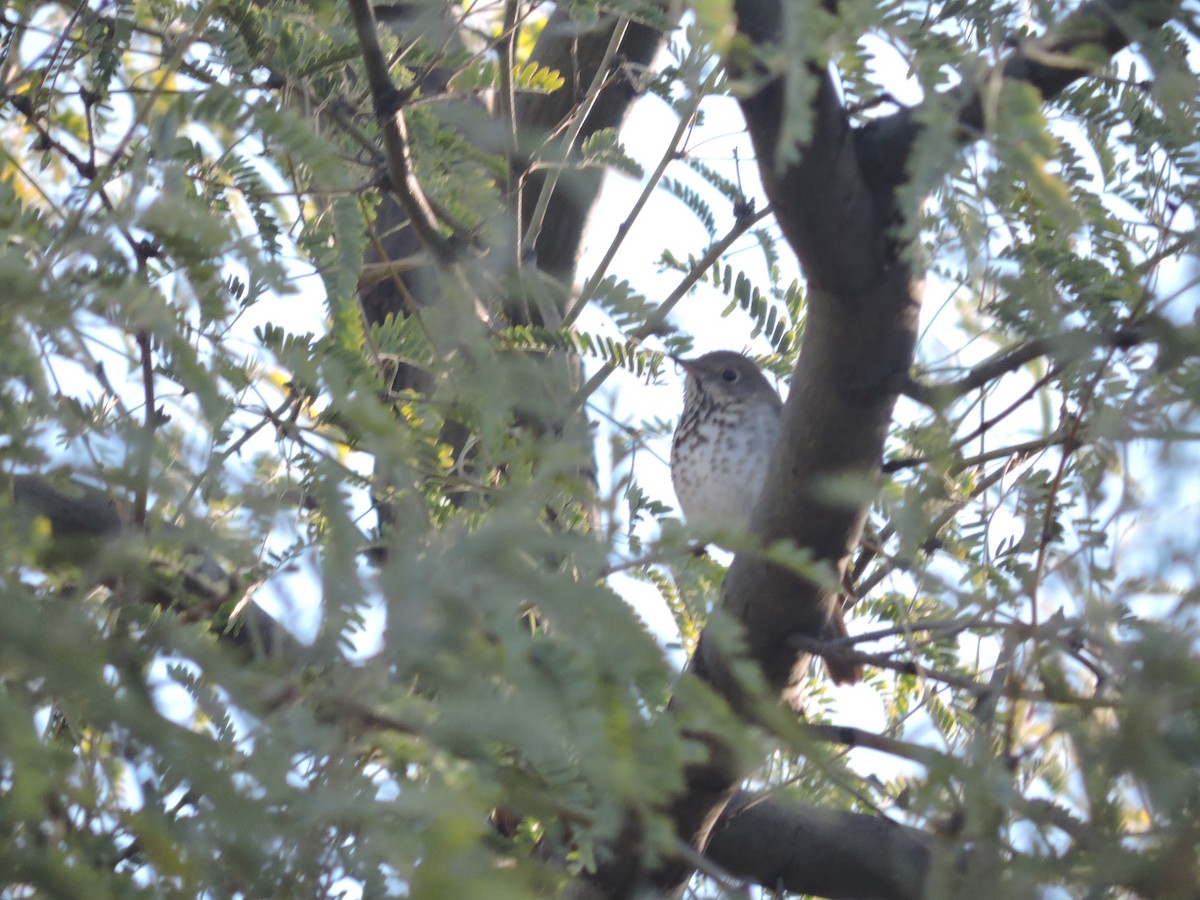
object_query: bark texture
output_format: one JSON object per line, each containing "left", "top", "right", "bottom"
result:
{"left": 706, "top": 790, "right": 932, "bottom": 899}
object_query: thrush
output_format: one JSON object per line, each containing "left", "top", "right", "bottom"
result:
{"left": 669, "top": 350, "right": 862, "bottom": 685}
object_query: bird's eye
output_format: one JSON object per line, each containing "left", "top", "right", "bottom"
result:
{"left": 721, "top": 369, "right": 739, "bottom": 383}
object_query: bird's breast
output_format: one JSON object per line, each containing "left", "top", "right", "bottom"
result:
{"left": 671, "top": 403, "right": 780, "bottom": 531}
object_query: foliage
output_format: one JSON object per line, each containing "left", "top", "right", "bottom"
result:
{"left": 1, "top": 0, "right": 1199, "bottom": 898}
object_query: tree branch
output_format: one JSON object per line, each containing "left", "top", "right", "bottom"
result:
{"left": 521, "top": 16, "right": 629, "bottom": 261}
{"left": 903, "top": 321, "right": 1156, "bottom": 406}
{"left": 859, "top": 0, "right": 1183, "bottom": 196}
{"left": 706, "top": 790, "right": 932, "bottom": 900}
{"left": 346, "top": 0, "right": 455, "bottom": 265}
{"left": 358, "top": 9, "right": 667, "bottom": 325}
{"left": 574, "top": 204, "right": 771, "bottom": 406}
{"left": 712, "top": 0, "right": 920, "bottom": 708}
{"left": 516, "top": 11, "right": 669, "bottom": 287}
{"left": 9, "top": 473, "right": 299, "bottom": 660}
{"left": 732, "top": 18, "right": 890, "bottom": 296}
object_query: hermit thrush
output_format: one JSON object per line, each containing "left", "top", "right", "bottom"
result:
{"left": 669, "top": 351, "right": 862, "bottom": 684}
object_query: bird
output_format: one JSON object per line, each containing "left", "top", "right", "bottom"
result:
{"left": 669, "top": 351, "right": 783, "bottom": 529}
{"left": 669, "top": 350, "right": 862, "bottom": 685}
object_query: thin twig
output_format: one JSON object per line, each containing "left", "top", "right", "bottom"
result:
{"left": 174, "top": 389, "right": 299, "bottom": 521}
{"left": 41, "top": 1, "right": 217, "bottom": 266}
{"left": 797, "top": 722, "right": 950, "bottom": 768}
{"left": 8, "top": 95, "right": 97, "bottom": 178}
{"left": 561, "top": 70, "right": 718, "bottom": 329}
{"left": 826, "top": 615, "right": 1008, "bottom": 647}
{"left": 1027, "top": 289, "right": 1154, "bottom": 628}
{"left": 497, "top": 0, "right": 520, "bottom": 206}
{"left": 883, "top": 426, "right": 1070, "bottom": 474}
{"left": 522, "top": 16, "right": 630, "bottom": 260}
{"left": 357, "top": 255, "right": 430, "bottom": 290}
{"left": 904, "top": 324, "right": 1149, "bottom": 406}
{"left": 573, "top": 205, "right": 772, "bottom": 408}
{"left": 856, "top": 455, "right": 1018, "bottom": 598}
{"left": 791, "top": 635, "right": 1113, "bottom": 708}
{"left": 671, "top": 837, "right": 753, "bottom": 898}
{"left": 133, "top": 331, "right": 155, "bottom": 528}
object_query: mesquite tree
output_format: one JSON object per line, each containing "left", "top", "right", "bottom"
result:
{"left": 2, "top": 0, "right": 1198, "bottom": 897}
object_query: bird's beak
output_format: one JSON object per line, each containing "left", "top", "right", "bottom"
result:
{"left": 666, "top": 353, "right": 698, "bottom": 375}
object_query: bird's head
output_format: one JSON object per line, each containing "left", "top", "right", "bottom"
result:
{"left": 672, "top": 350, "right": 782, "bottom": 409}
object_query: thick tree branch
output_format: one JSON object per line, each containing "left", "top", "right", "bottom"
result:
{"left": 733, "top": 30, "right": 889, "bottom": 295}
{"left": 347, "top": 0, "right": 455, "bottom": 266}
{"left": 859, "top": 0, "right": 1182, "bottom": 196}
{"left": 10, "top": 474, "right": 297, "bottom": 660}
{"left": 708, "top": 0, "right": 920, "bottom": 709}
{"left": 356, "top": 8, "right": 667, "bottom": 550}
{"left": 687, "top": 0, "right": 920, "bottom": 716}
{"left": 709, "top": 0, "right": 1187, "bottom": 743}
{"left": 958, "top": 0, "right": 1179, "bottom": 132}
{"left": 706, "top": 790, "right": 932, "bottom": 900}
